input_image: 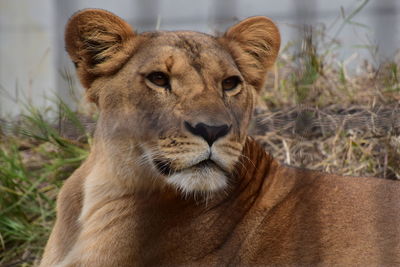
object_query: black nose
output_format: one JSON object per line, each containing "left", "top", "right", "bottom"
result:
{"left": 184, "top": 121, "right": 231, "bottom": 146}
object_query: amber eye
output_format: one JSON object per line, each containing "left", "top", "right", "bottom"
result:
{"left": 222, "top": 76, "right": 241, "bottom": 91}
{"left": 147, "top": 72, "right": 170, "bottom": 88}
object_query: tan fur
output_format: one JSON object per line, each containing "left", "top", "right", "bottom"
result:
{"left": 40, "top": 9, "right": 400, "bottom": 266}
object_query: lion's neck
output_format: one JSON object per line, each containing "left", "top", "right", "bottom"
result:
{"left": 127, "top": 137, "right": 286, "bottom": 263}
{"left": 232, "top": 137, "right": 275, "bottom": 197}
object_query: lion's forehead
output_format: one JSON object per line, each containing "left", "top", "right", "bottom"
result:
{"left": 142, "top": 31, "right": 220, "bottom": 50}
{"left": 138, "top": 31, "right": 237, "bottom": 72}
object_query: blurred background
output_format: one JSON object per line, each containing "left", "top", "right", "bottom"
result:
{"left": 0, "top": 0, "right": 399, "bottom": 116}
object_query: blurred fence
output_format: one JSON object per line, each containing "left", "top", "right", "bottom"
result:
{"left": 0, "top": 0, "right": 399, "bottom": 116}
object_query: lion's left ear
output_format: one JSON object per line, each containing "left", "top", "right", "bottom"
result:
{"left": 219, "top": 16, "right": 280, "bottom": 91}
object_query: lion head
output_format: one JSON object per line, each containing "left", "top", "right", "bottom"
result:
{"left": 65, "top": 9, "right": 280, "bottom": 195}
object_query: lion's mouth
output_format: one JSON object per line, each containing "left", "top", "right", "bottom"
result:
{"left": 153, "top": 159, "right": 218, "bottom": 176}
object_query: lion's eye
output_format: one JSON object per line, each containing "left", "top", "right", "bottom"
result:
{"left": 147, "top": 72, "right": 170, "bottom": 88}
{"left": 222, "top": 76, "right": 241, "bottom": 91}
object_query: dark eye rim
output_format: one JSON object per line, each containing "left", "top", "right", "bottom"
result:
{"left": 222, "top": 76, "right": 242, "bottom": 91}
{"left": 146, "top": 71, "right": 171, "bottom": 89}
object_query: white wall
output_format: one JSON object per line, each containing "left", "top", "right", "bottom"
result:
{"left": 0, "top": 0, "right": 57, "bottom": 116}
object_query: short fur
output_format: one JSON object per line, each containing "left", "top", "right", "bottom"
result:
{"left": 40, "top": 9, "right": 400, "bottom": 266}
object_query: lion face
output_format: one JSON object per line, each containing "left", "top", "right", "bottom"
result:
{"left": 65, "top": 9, "right": 280, "bottom": 194}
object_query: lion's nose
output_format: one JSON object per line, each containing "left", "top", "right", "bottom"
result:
{"left": 184, "top": 121, "right": 231, "bottom": 146}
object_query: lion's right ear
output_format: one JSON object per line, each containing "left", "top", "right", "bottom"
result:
{"left": 218, "top": 17, "right": 280, "bottom": 92}
{"left": 65, "top": 9, "right": 136, "bottom": 101}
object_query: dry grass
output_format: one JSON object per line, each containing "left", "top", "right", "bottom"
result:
{"left": 252, "top": 105, "right": 400, "bottom": 179}
{"left": 252, "top": 31, "right": 400, "bottom": 180}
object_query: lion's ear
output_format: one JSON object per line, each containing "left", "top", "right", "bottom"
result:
{"left": 219, "top": 17, "right": 280, "bottom": 91}
{"left": 65, "top": 9, "right": 136, "bottom": 98}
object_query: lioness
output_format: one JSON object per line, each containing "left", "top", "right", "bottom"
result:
{"left": 41, "top": 9, "right": 400, "bottom": 266}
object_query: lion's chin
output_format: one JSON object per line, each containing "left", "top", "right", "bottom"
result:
{"left": 165, "top": 165, "right": 228, "bottom": 194}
